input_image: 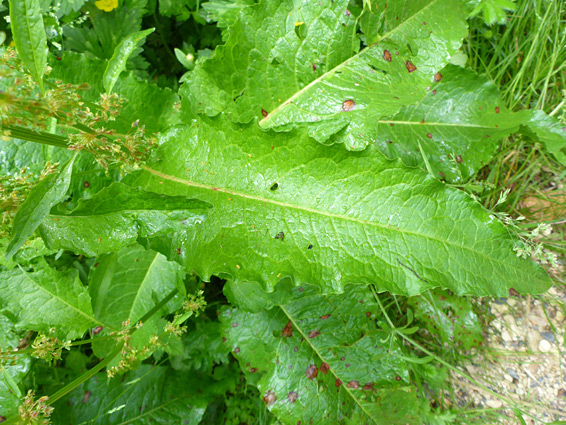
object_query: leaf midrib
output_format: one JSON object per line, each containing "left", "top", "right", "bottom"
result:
{"left": 258, "top": 0, "right": 441, "bottom": 126}
{"left": 142, "top": 165, "right": 537, "bottom": 282}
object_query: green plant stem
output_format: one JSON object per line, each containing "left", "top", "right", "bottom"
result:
{"left": 370, "top": 285, "right": 543, "bottom": 424}
{"left": 2, "top": 125, "right": 69, "bottom": 148}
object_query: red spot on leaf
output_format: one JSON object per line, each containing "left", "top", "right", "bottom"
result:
{"left": 320, "top": 314, "right": 330, "bottom": 320}
{"left": 261, "top": 108, "right": 268, "bottom": 117}
{"left": 495, "top": 106, "right": 500, "bottom": 113}
{"left": 342, "top": 99, "right": 355, "bottom": 111}
{"left": 282, "top": 321, "right": 293, "bottom": 337}
{"left": 509, "top": 288, "right": 519, "bottom": 296}
{"left": 405, "top": 61, "right": 417, "bottom": 73}
{"left": 308, "top": 330, "right": 320, "bottom": 338}
{"left": 263, "top": 390, "right": 277, "bottom": 406}
{"left": 427, "top": 133, "right": 433, "bottom": 138}
{"left": 312, "top": 63, "right": 317, "bottom": 71}
{"left": 335, "top": 378, "right": 343, "bottom": 387}
{"left": 320, "top": 362, "right": 329, "bottom": 374}
{"left": 306, "top": 365, "right": 318, "bottom": 379}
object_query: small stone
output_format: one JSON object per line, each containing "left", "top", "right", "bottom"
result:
{"left": 538, "top": 339, "right": 551, "bottom": 353}
{"left": 504, "top": 374, "right": 514, "bottom": 383}
{"left": 527, "top": 330, "right": 541, "bottom": 352}
{"left": 540, "top": 332, "right": 555, "bottom": 343}
{"left": 486, "top": 399, "right": 503, "bottom": 408}
{"left": 506, "top": 298, "right": 517, "bottom": 307}
{"left": 506, "top": 368, "right": 519, "bottom": 381}
{"left": 501, "top": 330, "right": 512, "bottom": 342}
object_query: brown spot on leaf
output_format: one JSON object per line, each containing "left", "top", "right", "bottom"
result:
{"left": 395, "top": 375, "right": 401, "bottom": 381}
{"left": 308, "top": 330, "right": 320, "bottom": 338}
{"left": 336, "top": 378, "right": 343, "bottom": 387}
{"left": 427, "top": 133, "right": 432, "bottom": 138}
{"left": 250, "top": 368, "right": 257, "bottom": 373}
{"left": 363, "top": 382, "right": 374, "bottom": 390}
{"left": 312, "top": 63, "right": 317, "bottom": 71}
{"left": 347, "top": 381, "right": 359, "bottom": 389}
{"left": 83, "top": 181, "right": 90, "bottom": 188}
{"left": 509, "top": 288, "right": 519, "bottom": 296}
{"left": 342, "top": 99, "right": 356, "bottom": 111}
{"left": 263, "top": 390, "right": 277, "bottom": 406}
{"left": 283, "top": 321, "right": 293, "bottom": 337}
{"left": 306, "top": 364, "right": 318, "bottom": 379}
{"left": 82, "top": 391, "right": 92, "bottom": 404}
{"left": 261, "top": 108, "right": 268, "bottom": 117}
{"left": 432, "top": 90, "right": 437, "bottom": 95}
{"left": 456, "top": 155, "right": 463, "bottom": 163}
{"left": 495, "top": 106, "right": 500, "bottom": 113}
{"left": 92, "top": 326, "right": 103, "bottom": 335}
{"left": 365, "top": 312, "right": 371, "bottom": 317}
{"left": 233, "top": 347, "right": 240, "bottom": 354}
{"left": 288, "top": 391, "right": 298, "bottom": 403}
{"left": 383, "top": 49, "right": 392, "bottom": 62}
{"left": 434, "top": 72, "right": 442, "bottom": 82}
{"left": 405, "top": 61, "right": 417, "bottom": 73}
{"left": 320, "top": 362, "right": 329, "bottom": 374}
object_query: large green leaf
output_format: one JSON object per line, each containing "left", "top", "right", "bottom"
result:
{"left": 374, "top": 64, "right": 523, "bottom": 182}
{"left": 8, "top": 0, "right": 47, "bottom": 92}
{"left": 220, "top": 284, "right": 428, "bottom": 424}
{"left": 0, "top": 262, "right": 99, "bottom": 339}
{"left": 118, "top": 117, "right": 550, "bottom": 297}
{"left": 5, "top": 154, "right": 76, "bottom": 260}
{"left": 39, "top": 182, "right": 210, "bottom": 257}
{"left": 184, "top": 0, "right": 471, "bottom": 150}
{"left": 88, "top": 244, "right": 185, "bottom": 361}
{"left": 52, "top": 365, "right": 231, "bottom": 425}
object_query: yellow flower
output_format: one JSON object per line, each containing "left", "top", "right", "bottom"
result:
{"left": 94, "top": 0, "right": 118, "bottom": 12}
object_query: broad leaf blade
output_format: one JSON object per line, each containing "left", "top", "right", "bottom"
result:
{"left": 375, "top": 65, "right": 523, "bottom": 181}
{"left": 220, "top": 284, "right": 428, "bottom": 424}
{"left": 5, "top": 154, "right": 76, "bottom": 260}
{"left": 120, "top": 117, "right": 551, "bottom": 297}
{"left": 8, "top": 0, "right": 47, "bottom": 92}
{"left": 184, "top": 0, "right": 471, "bottom": 150}
{"left": 88, "top": 244, "right": 185, "bottom": 360}
{"left": 52, "top": 366, "right": 230, "bottom": 425}
{"left": 103, "top": 28, "right": 155, "bottom": 94}
{"left": 39, "top": 182, "right": 210, "bottom": 257}
{"left": 0, "top": 263, "right": 99, "bottom": 339}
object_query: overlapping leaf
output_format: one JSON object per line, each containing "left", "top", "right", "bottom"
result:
{"left": 373, "top": 65, "right": 523, "bottom": 181}
{"left": 52, "top": 365, "right": 232, "bottom": 425}
{"left": 220, "top": 284, "right": 428, "bottom": 424}
{"left": 0, "top": 261, "right": 98, "bottom": 339}
{"left": 39, "top": 182, "right": 210, "bottom": 257}
{"left": 88, "top": 244, "right": 185, "bottom": 362}
{"left": 184, "top": 0, "right": 471, "bottom": 150}
{"left": 110, "top": 116, "right": 551, "bottom": 297}
{"left": 408, "top": 289, "right": 483, "bottom": 350}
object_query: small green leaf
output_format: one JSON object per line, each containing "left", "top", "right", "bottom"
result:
{"left": 520, "top": 110, "right": 566, "bottom": 166}
{"left": 0, "top": 262, "right": 99, "bottom": 339}
{"left": 103, "top": 28, "right": 155, "bottom": 94}
{"left": 39, "top": 182, "right": 210, "bottom": 257}
{"left": 8, "top": 0, "right": 48, "bottom": 93}
{"left": 88, "top": 244, "right": 185, "bottom": 361}
{"left": 5, "top": 154, "right": 76, "bottom": 260}
{"left": 221, "top": 284, "right": 429, "bottom": 424}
